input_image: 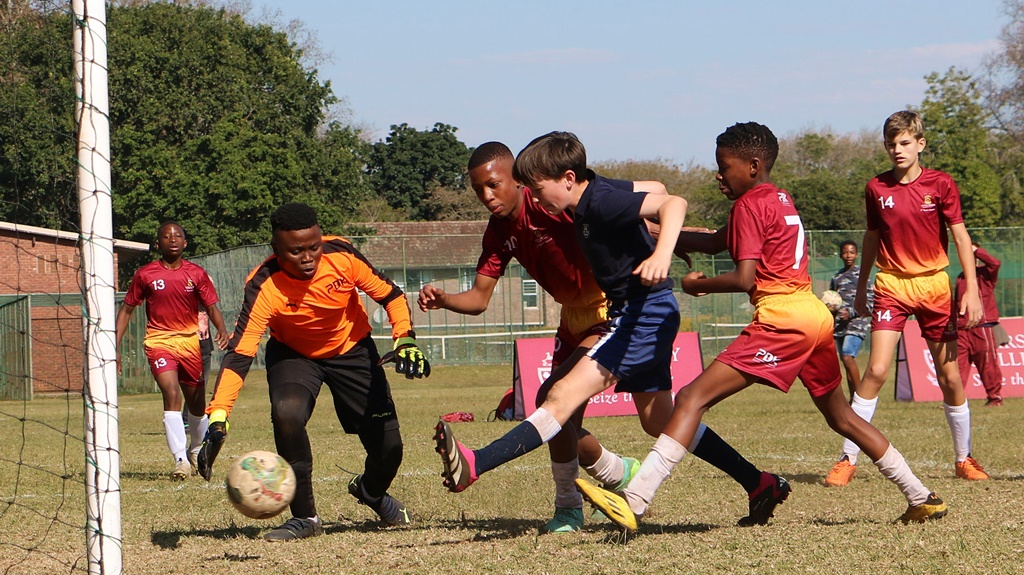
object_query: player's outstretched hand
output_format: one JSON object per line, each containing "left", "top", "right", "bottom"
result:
{"left": 379, "top": 336, "right": 431, "bottom": 379}
{"left": 196, "top": 411, "right": 229, "bottom": 481}
{"left": 418, "top": 284, "right": 446, "bottom": 312}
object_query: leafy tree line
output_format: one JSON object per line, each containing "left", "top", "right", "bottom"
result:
{"left": 3, "top": 1, "right": 1024, "bottom": 260}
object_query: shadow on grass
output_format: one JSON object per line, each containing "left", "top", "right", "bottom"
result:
{"left": 122, "top": 471, "right": 176, "bottom": 481}
{"left": 424, "top": 517, "right": 545, "bottom": 541}
{"left": 787, "top": 472, "right": 827, "bottom": 486}
{"left": 151, "top": 525, "right": 263, "bottom": 549}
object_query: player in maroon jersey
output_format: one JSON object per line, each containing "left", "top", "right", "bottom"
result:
{"left": 115, "top": 222, "right": 229, "bottom": 480}
{"left": 419, "top": 142, "right": 646, "bottom": 532}
{"left": 825, "top": 110, "right": 988, "bottom": 486}
{"left": 578, "top": 122, "right": 946, "bottom": 531}
{"left": 427, "top": 140, "right": 786, "bottom": 532}
{"left": 956, "top": 243, "right": 1005, "bottom": 406}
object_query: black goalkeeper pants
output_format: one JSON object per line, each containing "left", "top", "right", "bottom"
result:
{"left": 266, "top": 336, "right": 403, "bottom": 520}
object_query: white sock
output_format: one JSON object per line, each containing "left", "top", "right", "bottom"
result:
{"left": 552, "top": 458, "right": 583, "bottom": 508}
{"left": 623, "top": 434, "right": 687, "bottom": 516}
{"left": 842, "top": 393, "right": 877, "bottom": 465}
{"left": 687, "top": 423, "right": 708, "bottom": 452}
{"left": 163, "top": 411, "right": 188, "bottom": 462}
{"left": 188, "top": 413, "right": 208, "bottom": 455}
{"left": 526, "top": 407, "right": 562, "bottom": 443}
{"left": 585, "top": 447, "right": 624, "bottom": 486}
{"left": 873, "top": 444, "right": 931, "bottom": 506}
{"left": 943, "top": 401, "right": 972, "bottom": 462}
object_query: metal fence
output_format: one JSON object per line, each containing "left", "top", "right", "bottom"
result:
{"left": 193, "top": 228, "right": 1024, "bottom": 366}
{"left": 0, "top": 295, "right": 32, "bottom": 400}
{"left": 3, "top": 228, "right": 1022, "bottom": 398}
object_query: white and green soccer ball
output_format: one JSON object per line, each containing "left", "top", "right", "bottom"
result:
{"left": 820, "top": 290, "right": 844, "bottom": 312}
{"left": 225, "top": 450, "right": 296, "bottom": 519}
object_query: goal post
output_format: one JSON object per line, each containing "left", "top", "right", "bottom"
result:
{"left": 73, "top": 0, "right": 122, "bottom": 573}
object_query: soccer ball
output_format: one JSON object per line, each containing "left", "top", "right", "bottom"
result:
{"left": 225, "top": 450, "right": 296, "bottom": 519}
{"left": 820, "top": 289, "right": 844, "bottom": 312}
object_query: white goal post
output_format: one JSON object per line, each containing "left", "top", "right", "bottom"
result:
{"left": 73, "top": 0, "right": 122, "bottom": 573}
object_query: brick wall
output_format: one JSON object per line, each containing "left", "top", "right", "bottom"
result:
{"left": 0, "top": 227, "right": 138, "bottom": 394}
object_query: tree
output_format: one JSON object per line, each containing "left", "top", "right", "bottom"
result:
{"left": 919, "top": 67, "right": 1002, "bottom": 227}
{"left": 0, "top": 8, "right": 78, "bottom": 230}
{"left": 1, "top": 3, "right": 370, "bottom": 254}
{"left": 366, "top": 123, "right": 471, "bottom": 220}
{"left": 592, "top": 159, "right": 728, "bottom": 230}
{"left": 981, "top": 0, "right": 1024, "bottom": 224}
{"left": 773, "top": 130, "right": 889, "bottom": 231}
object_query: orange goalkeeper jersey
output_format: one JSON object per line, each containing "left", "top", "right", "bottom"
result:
{"left": 208, "top": 236, "right": 414, "bottom": 416}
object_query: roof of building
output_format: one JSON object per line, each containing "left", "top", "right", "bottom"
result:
{"left": 354, "top": 221, "right": 489, "bottom": 268}
{"left": 0, "top": 221, "right": 150, "bottom": 252}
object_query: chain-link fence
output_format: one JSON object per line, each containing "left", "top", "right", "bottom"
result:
{"left": 5, "top": 228, "right": 1021, "bottom": 397}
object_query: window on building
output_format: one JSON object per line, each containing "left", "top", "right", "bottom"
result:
{"left": 404, "top": 269, "right": 431, "bottom": 293}
{"left": 522, "top": 279, "right": 539, "bottom": 309}
{"left": 460, "top": 268, "right": 474, "bottom": 292}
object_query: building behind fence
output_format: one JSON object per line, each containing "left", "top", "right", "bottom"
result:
{"left": 3, "top": 223, "right": 1023, "bottom": 397}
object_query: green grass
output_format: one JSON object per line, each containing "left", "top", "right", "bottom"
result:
{"left": 1, "top": 364, "right": 1022, "bottom": 574}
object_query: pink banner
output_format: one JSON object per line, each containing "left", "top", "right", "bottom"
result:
{"left": 511, "top": 332, "right": 704, "bottom": 419}
{"left": 895, "top": 317, "right": 1024, "bottom": 401}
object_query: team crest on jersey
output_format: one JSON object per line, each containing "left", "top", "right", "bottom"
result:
{"left": 184, "top": 278, "right": 196, "bottom": 293}
{"left": 777, "top": 192, "right": 790, "bottom": 206}
{"left": 582, "top": 223, "right": 590, "bottom": 239}
{"left": 530, "top": 226, "right": 553, "bottom": 247}
{"left": 921, "top": 194, "right": 936, "bottom": 212}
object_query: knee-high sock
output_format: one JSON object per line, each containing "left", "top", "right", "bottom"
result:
{"left": 187, "top": 413, "right": 208, "bottom": 455}
{"left": 552, "top": 458, "right": 583, "bottom": 508}
{"left": 689, "top": 423, "right": 763, "bottom": 494}
{"left": 623, "top": 434, "right": 687, "bottom": 516}
{"left": 873, "top": 444, "right": 931, "bottom": 505}
{"left": 841, "top": 393, "right": 877, "bottom": 465}
{"left": 585, "top": 447, "right": 625, "bottom": 486}
{"left": 943, "top": 402, "right": 972, "bottom": 462}
{"left": 163, "top": 411, "right": 188, "bottom": 462}
{"left": 474, "top": 407, "right": 560, "bottom": 475}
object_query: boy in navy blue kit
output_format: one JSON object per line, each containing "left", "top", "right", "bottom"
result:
{"left": 434, "top": 131, "right": 790, "bottom": 528}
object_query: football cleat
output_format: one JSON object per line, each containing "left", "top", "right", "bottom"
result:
{"left": 433, "top": 420, "right": 478, "bottom": 492}
{"left": 896, "top": 493, "right": 948, "bottom": 524}
{"left": 576, "top": 479, "right": 639, "bottom": 532}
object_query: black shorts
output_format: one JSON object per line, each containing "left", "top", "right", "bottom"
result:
{"left": 265, "top": 336, "right": 399, "bottom": 434}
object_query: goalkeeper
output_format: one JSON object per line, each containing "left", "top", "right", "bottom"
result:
{"left": 199, "top": 202, "right": 429, "bottom": 541}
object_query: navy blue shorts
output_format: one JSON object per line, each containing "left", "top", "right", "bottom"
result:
{"left": 586, "top": 289, "right": 680, "bottom": 393}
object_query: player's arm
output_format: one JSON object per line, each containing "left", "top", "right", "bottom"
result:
{"left": 973, "top": 245, "right": 1001, "bottom": 278}
{"left": 113, "top": 302, "right": 136, "bottom": 374}
{"left": 633, "top": 192, "right": 687, "bottom": 286}
{"left": 677, "top": 227, "right": 727, "bottom": 255}
{"left": 418, "top": 273, "right": 499, "bottom": 315}
{"left": 203, "top": 303, "right": 230, "bottom": 350}
{"left": 349, "top": 248, "right": 432, "bottom": 378}
{"left": 950, "top": 223, "right": 983, "bottom": 328}
{"left": 681, "top": 258, "right": 755, "bottom": 296}
{"left": 854, "top": 229, "right": 879, "bottom": 317}
{"left": 197, "top": 290, "right": 269, "bottom": 480}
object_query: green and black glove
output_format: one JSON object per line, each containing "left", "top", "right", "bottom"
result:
{"left": 196, "top": 409, "right": 229, "bottom": 481}
{"left": 379, "top": 336, "right": 431, "bottom": 379}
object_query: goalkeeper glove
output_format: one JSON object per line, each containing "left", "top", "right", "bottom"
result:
{"left": 196, "top": 409, "right": 229, "bottom": 481}
{"left": 379, "top": 336, "right": 431, "bottom": 379}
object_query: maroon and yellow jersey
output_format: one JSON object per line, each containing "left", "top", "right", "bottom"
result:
{"left": 727, "top": 183, "right": 811, "bottom": 304}
{"left": 865, "top": 168, "right": 963, "bottom": 276}
{"left": 124, "top": 260, "right": 219, "bottom": 343}
{"left": 209, "top": 236, "right": 413, "bottom": 416}
{"left": 477, "top": 187, "right": 605, "bottom": 309}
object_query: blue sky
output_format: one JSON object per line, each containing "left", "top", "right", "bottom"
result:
{"left": 252, "top": 1, "right": 1007, "bottom": 166}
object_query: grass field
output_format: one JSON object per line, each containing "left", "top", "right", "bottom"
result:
{"left": 1, "top": 364, "right": 1022, "bottom": 574}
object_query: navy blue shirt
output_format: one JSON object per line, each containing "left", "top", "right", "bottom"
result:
{"left": 573, "top": 172, "right": 673, "bottom": 302}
